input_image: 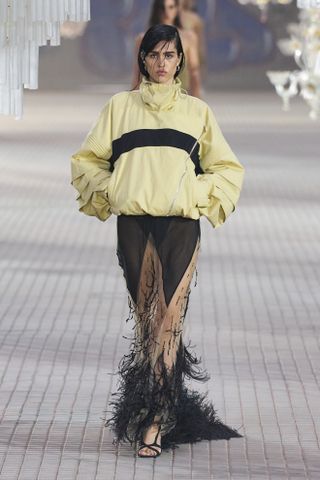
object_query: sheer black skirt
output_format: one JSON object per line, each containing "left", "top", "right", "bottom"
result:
{"left": 104, "top": 214, "right": 242, "bottom": 451}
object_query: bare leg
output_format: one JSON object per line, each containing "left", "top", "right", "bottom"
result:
{"left": 137, "top": 234, "right": 200, "bottom": 456}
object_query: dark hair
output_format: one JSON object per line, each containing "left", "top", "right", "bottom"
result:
{"left": 135, "top": 24, "right": 185, "bottom": 86}
{"left": 149, "top": 0, "right": 182, "bottom": 29}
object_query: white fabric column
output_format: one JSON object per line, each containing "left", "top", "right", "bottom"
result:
{"left": 0, "top": 0, "right": 90, "bottom": 119}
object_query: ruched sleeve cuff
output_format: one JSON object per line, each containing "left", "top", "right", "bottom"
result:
{"left": 70, "top": 99, "right": 114, "bottom": 222}
{"left": 71, "top": 151, "right": 112, "bottom": 221}
{"left": 197, "top": 106, "right": 245, "bottom": 229}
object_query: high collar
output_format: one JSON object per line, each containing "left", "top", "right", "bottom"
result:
{"left": 139, "top": 75, "right": 183, "bottom": 111}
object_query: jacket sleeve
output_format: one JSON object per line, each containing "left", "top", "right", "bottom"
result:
{"left": 195, "top": 105, "right": 245, "bottom": 229}
{"left": 70, "top": 98, "right": 114, "bottom": 221}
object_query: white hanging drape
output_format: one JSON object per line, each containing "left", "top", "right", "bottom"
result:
{"left": 0, "top": 0, "right": 90, "bottom": 118}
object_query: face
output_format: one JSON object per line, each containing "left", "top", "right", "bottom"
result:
{"left": 143, "top": 40, "right": 182, "bottom": 84}
{"left": 162, "top": 0, "right": 179, "bottom": 24}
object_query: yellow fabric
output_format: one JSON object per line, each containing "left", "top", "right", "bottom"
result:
{"left": 70, "top": 76, "right": 245, "bottom": 229}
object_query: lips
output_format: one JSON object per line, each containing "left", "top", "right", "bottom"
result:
{"left": 157, "top": 71, "right": 167, "bottom": 74}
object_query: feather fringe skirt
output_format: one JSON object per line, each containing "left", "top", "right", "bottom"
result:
{"left": 103, "top": 214, "right": 243, "bottom": 451}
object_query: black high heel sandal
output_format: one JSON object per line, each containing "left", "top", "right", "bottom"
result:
{"left": 137, "top": 424, "right": 162, "bottom": 458}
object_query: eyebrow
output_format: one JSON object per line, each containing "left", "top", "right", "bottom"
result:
{"left": 149, "top": 50, "right": 176, "bottom": 54}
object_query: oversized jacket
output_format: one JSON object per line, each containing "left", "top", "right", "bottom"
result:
{"left": 70, "top": 75, "right": 245, "bottom": 229}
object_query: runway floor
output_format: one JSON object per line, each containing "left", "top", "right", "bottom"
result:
{"left": 0, "top": 87, "right": 319, "bottom": 479}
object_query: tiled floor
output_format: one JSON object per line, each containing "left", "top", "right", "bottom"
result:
{"left": 0, "top": 88, "right": 319, "bottom": 479}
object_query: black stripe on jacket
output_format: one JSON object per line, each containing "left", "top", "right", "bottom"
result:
{"left": 108, "top": 128, "right": 204, "bottom": 174}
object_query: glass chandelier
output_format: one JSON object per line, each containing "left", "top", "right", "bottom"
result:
{"left": 0, "top": 0, "right": 90, "bottom": 119}
{"left": 266, "top": 6, "right": 320, "bottom": 120}
{"left": 297, "top": 0, "right": 320, "bottom": 7}
{"left": 237, "top": 0, "right": 293, "bottom": 22}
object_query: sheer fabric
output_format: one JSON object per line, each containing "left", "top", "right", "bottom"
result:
{"left": 104, "top": 214, "right": 242, "bottom": 450}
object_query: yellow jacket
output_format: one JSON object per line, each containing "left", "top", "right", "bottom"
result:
{"left": 70, "top": 76, "right": 245, "bottom": 229}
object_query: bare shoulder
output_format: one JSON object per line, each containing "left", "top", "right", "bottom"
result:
{"left": 192, "top": 13, "right": 204, "bottom": 30}
{"left": 186, "top": 10, "right": 203, "bottom": 28}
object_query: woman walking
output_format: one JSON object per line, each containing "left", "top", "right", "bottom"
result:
{"left": 70, "top": 24, "right": 245, "bottom": 457}
{"left": 131, "top": 0, "right": 202, "bottom": 97}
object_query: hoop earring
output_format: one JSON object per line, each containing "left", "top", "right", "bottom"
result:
{"left": 176, "top": 65, "right": 180, "bottom": 71}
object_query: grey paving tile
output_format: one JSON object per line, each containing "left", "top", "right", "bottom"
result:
{"left": 0, "top": 88, "right": 319, "bottom": 479}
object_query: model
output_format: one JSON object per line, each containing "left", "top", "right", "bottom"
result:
{"left": 131, "top": 0, "right": 202, "bottom": 97}
{"left": 70, "top": 24, "right": 245, "bottom": 458}
{"left": 179, "top": 0, "right": 207, "bottom": 73}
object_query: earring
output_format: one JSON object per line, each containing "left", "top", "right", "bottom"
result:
{"left": 176, "top": 65, "right": 180, "bottom": 71}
